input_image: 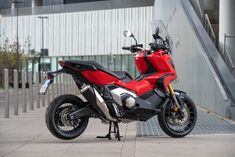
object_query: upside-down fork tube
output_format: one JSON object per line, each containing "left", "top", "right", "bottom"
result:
{"left": 168, "top": 84, "right": 181, "bottom": 111}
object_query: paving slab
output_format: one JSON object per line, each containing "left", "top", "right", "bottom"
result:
{"left": 1, "top": 106, "right": 235, "bottom": 157}
{"left": 135, "top": 134, "right": 235, "bottom": 157}
{"left": 0, "top": 107, "right": 136, "bottom": 157}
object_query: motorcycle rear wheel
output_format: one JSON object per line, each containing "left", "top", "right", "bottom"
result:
{"left": 45, "top": 94, "right": 89, "bottom": 140}
{"left": 158, "top": 94, "right": 197, "bottom": 138}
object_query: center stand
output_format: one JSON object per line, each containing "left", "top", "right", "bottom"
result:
{"left": 96, "top": 121, "right": 122, "bottom": 141}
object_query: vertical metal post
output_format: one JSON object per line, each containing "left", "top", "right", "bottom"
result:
{"left": 12, "top": 0, "right": 23, "bottom": 76}
{"left": 28, "top": 71, "right": 34, "bottom": 110}
{"left": 13, "top": 69, "right": 18, "bottom": 115}
{"left": 22, "top": 70, "right": 26, "bottom": 112}
{"left": 52, "top": 83, "right": 54, "bottom": 99}
{"left": 41, "top": 71, "right": 45, "bottom": 107}
{"left": 68, "top": 75, "right": 70, "bottom": 94}
{"left": 70, "top": 76, "right": 73, "bottom": 94}
{"left": 64, "top": 75, "right": 66, "bottom": 94}
{"left": 56, "top": 77, "right": 59, "bottom": 97}
{"left": 46, "top": 86, "right": 50, "bottom": 106}
{"left": 4, "top": 69, "right": 9, "bottom": 118}
{"left": 16, "top": 4, "right": 19, "bottom": 76}
{"left": 69, "top": 76, "right": 71, "bottom": 94}
{"left": 59, "top": 74, "right": 62, "bottom": 95}
{"left": 62, "top": 73, "right": 65, "bottom": 95}
{"left": 65, "top": 74, "right": 68, "bottom": 94}
{"left": 36, "top": 72, "right": 40, "bottom": 108}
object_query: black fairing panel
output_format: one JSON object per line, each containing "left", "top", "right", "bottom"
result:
{"left": 122, "top": 90, "right": 165, "bottom": 121}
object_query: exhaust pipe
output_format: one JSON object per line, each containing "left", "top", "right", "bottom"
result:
{"left": 80, "top": 84, "right": 117, "bottom": 122}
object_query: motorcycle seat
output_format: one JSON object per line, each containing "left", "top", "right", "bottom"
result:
{"left": 64, "top": 60, "right": 131, "bottom": 81}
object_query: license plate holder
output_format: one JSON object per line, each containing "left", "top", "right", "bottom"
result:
{"left": 39, "top": 79, "right": 52, "bottom": 95}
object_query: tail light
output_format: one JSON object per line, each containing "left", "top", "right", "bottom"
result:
{"left": 59, "top": 60, "right": 65, "bottom": 67}
{"left": 47, "top": 72, "right": 55, "bottom": 80}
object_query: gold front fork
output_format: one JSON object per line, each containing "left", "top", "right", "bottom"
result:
{"left": 168, "top": 84, "right": 181, "bottom": 112}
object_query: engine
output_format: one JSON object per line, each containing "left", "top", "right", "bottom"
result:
{"left": 110, "top": 87, "right": 137, "bottom": 109}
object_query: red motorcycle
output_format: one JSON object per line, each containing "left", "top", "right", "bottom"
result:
{"left": 40, "top": 27, "right": 197, "bottom": 140}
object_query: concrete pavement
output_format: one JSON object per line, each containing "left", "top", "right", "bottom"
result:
{"left": 0, "top": 107, "right": 235, "bottom": 157}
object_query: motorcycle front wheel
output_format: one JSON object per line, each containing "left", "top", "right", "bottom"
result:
{"left": 45, "top": 94, "right": 89, "bottom": 140}
{"left": 158, "top": 94, "right": 197, "bottom": 138}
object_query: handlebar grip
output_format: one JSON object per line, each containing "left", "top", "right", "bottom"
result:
{"left": 122, "top": 46, "right": 130, "bottom": 50}
{"left": 136, "top": 44, "right": 143, "bottom": 47}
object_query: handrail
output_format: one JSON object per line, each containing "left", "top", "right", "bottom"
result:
{"left": 224, "top": 35, "right": 235, "bottom": 72}
{"left": 204, "top": 13, "right": 216, "bottom": 44}
{"left": 195, "top": 0, "right": 204, "bottom": 20}
{"left": 224, "top": 48, "right": 235, "bottom": 70}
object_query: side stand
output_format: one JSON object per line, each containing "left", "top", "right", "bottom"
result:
{"left": 96, "top": 121, "right": 122, "bottom": 141}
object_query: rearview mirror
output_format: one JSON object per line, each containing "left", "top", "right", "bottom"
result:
{"left": 123, "top": 30, "right": 133, "bottom": 38}
{"left": 155, "top": 27, "right": 160, "bottom": 35}
{"left": 153, "top": 27, "right": 160, "bottom": 39}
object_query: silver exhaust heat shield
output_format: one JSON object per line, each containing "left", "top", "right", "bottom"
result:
{"left": 93, "top": 89, "right": 117, "bottom": 122}
{"left": 80, "top": 84, "right": 116, "bottom": 122}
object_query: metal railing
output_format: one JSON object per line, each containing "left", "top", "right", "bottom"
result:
{"left": 3, "top": 69, "right": 79, "bottom": 118}
{"left": 191, "top": 0, "right": 235, "bottom": 77}
{"left": 204, "top": 13, "right": 216, "bottom": 45}
{"left": 195, "top": 0, "right": 204, "bottom": 21}
{"left": 223, "top": 48, "right": 235, "bottom": 73}
{"left": 224, "top": 35, "right": 235, "bottom": 76}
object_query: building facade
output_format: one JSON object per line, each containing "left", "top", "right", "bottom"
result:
{"left": 0, "top": 0, "right": 154, "bottom": 77}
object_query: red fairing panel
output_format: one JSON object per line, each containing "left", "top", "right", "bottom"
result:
{"left": 81, "top": 70, "right": 118, "bottom": 85}
{"left": 134, "top": 51, "right": 148, "bottom": 74}
{"left": 147, "top": 50, "right": 176, "bottom": 73}
{"left": 81, "top": 50, "right": 177, "bottom": 95}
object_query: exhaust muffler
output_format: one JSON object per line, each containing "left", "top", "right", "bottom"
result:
{"left": 80, "top": 84, "right": 117, "bottom": 122}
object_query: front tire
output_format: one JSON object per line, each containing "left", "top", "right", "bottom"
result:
{"left": 158, "top": 94, "right": 197, "bottom": 138}
{"left": 45, "top": 94, "right": 89, "bottom": 140}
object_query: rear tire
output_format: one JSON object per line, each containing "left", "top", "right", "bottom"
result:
{"left": 45, "top": 94, "right": 89, "bottom": 140}
{"left": 158, "top": 94, "right": 197, "bottom": 138}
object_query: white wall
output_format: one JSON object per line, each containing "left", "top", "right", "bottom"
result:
{"left": 0, "top": 6, "right": 153, "bottom": 56}
{"left": 154, "top": 0, "right": 230, "bottom": 117}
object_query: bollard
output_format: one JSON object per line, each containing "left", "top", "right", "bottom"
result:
{"left": 66, "top": 75, "right": 69, "bottom": 94}
{"left": 73, "top": 78, "right": 76, "bottom": 95}
{"left": 36, "top": 72, "right": 40, "bottom": 108}
{"left": 22, "top": 70, "right": 26, "bottom": 112}
{"left": 4, "top": 69, "right": 9, "bottom": 118}
{"left": 13, "top": 69, "right": 18, "bottom": 115}
{"left": 64, "top": 74, "right": 66, "bottom": 94}
{"left": 46, "top": 87, "right": 50, "bottom": 106}
{"left": 69, "top": 76, "right": 72, "bottom": 94}
{"left": 41, "top": 71, "right": 45, "bottom": 107}
{"left": 73, "top": 79, "right": 76, "bottom": 95}
{"left": 62, "top": 73, "right": 65, "bottom": 95}
{"left": 66, "top": 74, "right": 68, "bottom": 94}
{"left": 55, "top": 76, "right": 58, "bottom": 96}
{"left": 59, "top": 74, "right": 62, "bottom": 95}
{"left": 28, "top": 71, "right": 34, "bottom": 110}
{"left": 52, "top": 83, "right": 54, "bottom": 99}
{"left": 63, "top": 74, "right": 66, "bottom": 94}
{"left": 67, "top": 76, "right": 70, "bottom": 94}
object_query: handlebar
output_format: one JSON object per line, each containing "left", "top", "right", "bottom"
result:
{"left": 122, "top": 45, "right": 145, "bottom": 53}
{"left": 122, "top": 46, "right": 130, "bottom": 50}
